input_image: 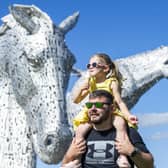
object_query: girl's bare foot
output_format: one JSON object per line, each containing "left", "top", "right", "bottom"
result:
{"left": 117, "top": 155, "right": 131, "bottom": 168}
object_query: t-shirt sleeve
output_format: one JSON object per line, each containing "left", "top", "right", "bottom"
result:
{"left": 128, "top": 127, "right": 150, "bottom": 153}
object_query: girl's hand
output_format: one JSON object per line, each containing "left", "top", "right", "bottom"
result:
{"left": 128, "top": 114, "right": 138, "bottom": 125}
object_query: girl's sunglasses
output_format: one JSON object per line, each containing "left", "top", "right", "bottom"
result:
{"left": 85, "top": 102, "right": 111, "bottom": 109}
{"left": 86, "top": 62, "right": 104, "bottom": 69}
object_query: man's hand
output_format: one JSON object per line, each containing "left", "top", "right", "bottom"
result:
{"left": 115, "top": 134, "right": 134, "bottom": 156}
{"left": 115, "top": 134, "right": 154, "bottom": 168}
{"left": 61, "top": 137, "right": 86, "bottom": 165}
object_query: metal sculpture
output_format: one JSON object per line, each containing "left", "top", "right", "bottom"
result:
{"left": 0, "top": 4, "right": 168, "bottom": 168}
{"left": 0, "top": 4, "right": 79, "bottom": 168}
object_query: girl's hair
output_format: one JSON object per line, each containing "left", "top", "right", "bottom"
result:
{"left": 92, "top": 53, "right": 123, "bottom": 86}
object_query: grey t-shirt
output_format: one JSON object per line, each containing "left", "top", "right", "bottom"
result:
{"left": 82, "top": 127, "right": 150, "bottom": 168}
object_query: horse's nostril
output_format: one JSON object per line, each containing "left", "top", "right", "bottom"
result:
{"left": 44, "top": 135, "right": 54, "bottom": 146}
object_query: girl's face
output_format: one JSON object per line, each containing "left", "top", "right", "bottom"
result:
{"left": 87, "top": 56, "right": 108, "bottom": 77}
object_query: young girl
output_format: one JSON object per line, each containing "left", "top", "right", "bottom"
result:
{"left": 72, "top": 53, "right": 138, "bottom": 168}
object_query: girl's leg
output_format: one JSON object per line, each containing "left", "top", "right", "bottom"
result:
{"left": 113, "top": 115, "right": 131, "bottom": 168}
{"left": 75, "top": 122, "right": 92, "bottom": 139}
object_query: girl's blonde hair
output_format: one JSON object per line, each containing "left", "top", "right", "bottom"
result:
{"left": 92, "top": 53, "right": 123, "bottom": 87}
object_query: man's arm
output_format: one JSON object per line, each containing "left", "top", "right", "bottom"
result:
{"left": 61, "top": 138, "right": 86, "bottom": 166}
{"left": 115, "top": 130, "right": 154, "bottom": 168}
{"left": 129, "top": 148, "right": 154, "bottom": 168}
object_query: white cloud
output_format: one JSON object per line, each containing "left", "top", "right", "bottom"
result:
{"left": 151, "top": 131, "right": 168, "bottom": 140}
{"left": 137, "top": 112, "right": 168, "bottom": 127}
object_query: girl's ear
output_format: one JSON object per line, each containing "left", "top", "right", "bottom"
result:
{"left": 103, "top": 65, "right": 110, "bottom": 73}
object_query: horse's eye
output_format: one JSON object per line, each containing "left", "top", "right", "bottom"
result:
{"left": 27, "top": 57, "right": 43, "bottom": 70}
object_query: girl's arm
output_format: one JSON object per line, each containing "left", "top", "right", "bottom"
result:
{"left": 111, "top": 81, "right": 136, "bottom": 121}
{"left": 72, "top": 77, "right": 90, "bottom": 104}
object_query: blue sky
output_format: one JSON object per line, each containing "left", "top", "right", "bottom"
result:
{"left": 1, "top": 1, "right": 168, "bottom": 168}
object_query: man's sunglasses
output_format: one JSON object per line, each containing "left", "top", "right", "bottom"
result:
{"left": 85, "top": 102, "right": 111, "bottom": 109}
{"left": 86, "top": 62, "right": 104, "bottom": 69}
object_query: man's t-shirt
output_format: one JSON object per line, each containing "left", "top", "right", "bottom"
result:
{"left": 81, "top": 127, "right": 150, "bottom": 168}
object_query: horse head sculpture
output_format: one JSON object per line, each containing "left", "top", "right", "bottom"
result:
{"left": 0, "top": 4, "right": 79, "bottom": 166}
{"left": 117, "top": 46, "right": 168, "bottom": 108}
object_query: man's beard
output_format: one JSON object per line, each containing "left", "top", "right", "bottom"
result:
{"left": 90, "top": 112, "right": 109, "bottom": 124}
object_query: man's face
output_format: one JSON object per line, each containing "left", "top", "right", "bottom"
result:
{"left": 87, "top": 96, "right": 112, "bottom": 124}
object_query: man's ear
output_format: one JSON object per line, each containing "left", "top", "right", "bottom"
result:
{"left": 110, "top": 104, "right": 114, "bottom": 113}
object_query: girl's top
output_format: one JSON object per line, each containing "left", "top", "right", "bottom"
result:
{"left": 88, "top": 76, "right": 115, "bottom": 93}
{"left": 73, "top": 77, "right": 136, "bottom": 130}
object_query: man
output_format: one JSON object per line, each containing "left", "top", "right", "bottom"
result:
{"left": 61, "top": 90, "right": 154, "bottom": 168}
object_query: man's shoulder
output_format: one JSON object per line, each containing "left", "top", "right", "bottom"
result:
{"left": 127, "top": 127, "right": 142, "bottom": 139}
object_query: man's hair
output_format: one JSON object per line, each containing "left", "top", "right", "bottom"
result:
{"left": 89, "top": 90, "right": 113, "bottom": 103}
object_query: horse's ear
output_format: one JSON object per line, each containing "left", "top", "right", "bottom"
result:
{"left": 0, "top": 23, "right": 9, "bottom": 35}
{"left": 9, "top": 4, "right": 47, "bottom": 34}
{"left": 58, "top": 12, "right": 79, "bottom": 35}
